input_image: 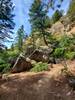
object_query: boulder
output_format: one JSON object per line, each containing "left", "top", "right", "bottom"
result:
{"left": 29, "top": 50, "right": 46, "bottom": 62}
{"left": 11, "top": 54, "right": 32, "bottom": 73}
{"left": 29, "top": 49, "right": 51, "bottom": 63}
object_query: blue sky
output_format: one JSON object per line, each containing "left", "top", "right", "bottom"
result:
{"left": 13, "top": 0, "right": 70, "bottom": 34}
{"left": 13, "top": 0, "right": 33, "bottom": 34}
{"left": 6, "top": 0, "right": 70, "bottom": 47}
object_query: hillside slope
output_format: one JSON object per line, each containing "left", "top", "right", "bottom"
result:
{"left": 0, "top": 60, "right": 75, "bottom": 100}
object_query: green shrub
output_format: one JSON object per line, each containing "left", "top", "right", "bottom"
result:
{"left": 52, "top": 10, "right": 63, "bottom": 24}
{"left": 59, "top": 35, "right": 72, "bottom": 48}
{"left": 2, "top": 63, "right": 11, "bottom": 73}
{"left": 0, "top": 51, "right": 9, "bottom": 62}
{"left": 65, "top": 51, "right": 75, "bottom": 60}
{"left": 30, "top": 62, "right": 48, "bottom": 72}
{"left": 0, "top": 51, "right": 10, "bottom": 73}
{"left": 0, "top": 59, "right": 5, "bottom": 65}
{"left": 54, "top": 48, "right": 65, "bottom": 58}
{"left": 0, "top": 63, "right": 11, "bottom": 73}
{"left": 7, "top": 50, "right": 19, "bottom": 58}
{"left": 0, "top": 50, "right": 18, "bottom": 73}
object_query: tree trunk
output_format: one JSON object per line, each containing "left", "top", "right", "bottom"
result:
{"left": 43, "top": 34, "right": 48, "bottom": 46}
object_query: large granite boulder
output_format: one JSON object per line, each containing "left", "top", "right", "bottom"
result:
{"left": 29, "top": 50, "right": 47, "bottom": 62}
{"left": 29, "top": 48, "right": 53, "bottom": 63}
{"left": 11, "top": 54, "right": 32, "bottom": 73}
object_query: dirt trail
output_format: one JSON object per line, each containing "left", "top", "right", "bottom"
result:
{"left": 0, "top": 60, "right": 75, "bottom": 100}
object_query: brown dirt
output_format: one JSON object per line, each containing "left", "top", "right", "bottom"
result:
{"left": 0, "top": 60, "right": 75, "bottom": 100}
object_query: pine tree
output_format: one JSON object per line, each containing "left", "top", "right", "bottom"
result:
{"left": 11, "top": 43, "right": 14, "bottom": 51}
{"left": 0, "top": 0, "right": 15, "bottom": 48}
{"left": 29, "top": 0, "right": 64, "bottom": 45}
{"left": 17, "top": 25, "right": 25, "bottom": 52}
{"left": 29, "top": 0, "right": 49, "bottom": 45}
{"left": 52, "top": 10, "right": 63, "bottom": 24}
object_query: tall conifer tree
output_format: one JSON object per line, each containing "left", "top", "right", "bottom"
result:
{"left": 17, "top": 25, "right": 25, "bottom": 52}
{"left": 0, "top": 0, "right": 15, "bottom": 48}
{"left": 29, "top": 0, "right": 48, "bottom": 45}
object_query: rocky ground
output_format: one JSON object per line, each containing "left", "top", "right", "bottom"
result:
{"left": 0, "top": 60, "right": 75, "bottom": 100}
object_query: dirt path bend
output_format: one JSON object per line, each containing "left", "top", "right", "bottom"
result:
{"left": 0, "top": 61, "right": 75, "bottom": 100}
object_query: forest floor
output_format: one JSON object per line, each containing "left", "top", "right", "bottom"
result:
{"left": 0, "top": 60, "right": 75, "bottom": 100}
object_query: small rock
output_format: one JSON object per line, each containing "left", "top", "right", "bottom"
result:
{"left": 66, "top": 91, "right": 71, "bottom": 96}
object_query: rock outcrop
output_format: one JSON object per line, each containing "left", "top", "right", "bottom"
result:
{"left": 48, "top": 16, "right": 75, "bottom": 36}
{"left": 49, "top": 21, "right": 65, "bottom": 35}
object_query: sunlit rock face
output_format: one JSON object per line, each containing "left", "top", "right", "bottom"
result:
{"left": 50, "top": 21, "right": 65, "bottom": 34}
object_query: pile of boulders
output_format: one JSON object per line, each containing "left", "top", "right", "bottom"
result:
{"left": 11, "top": 46, "right": 55, "bottom": 73}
